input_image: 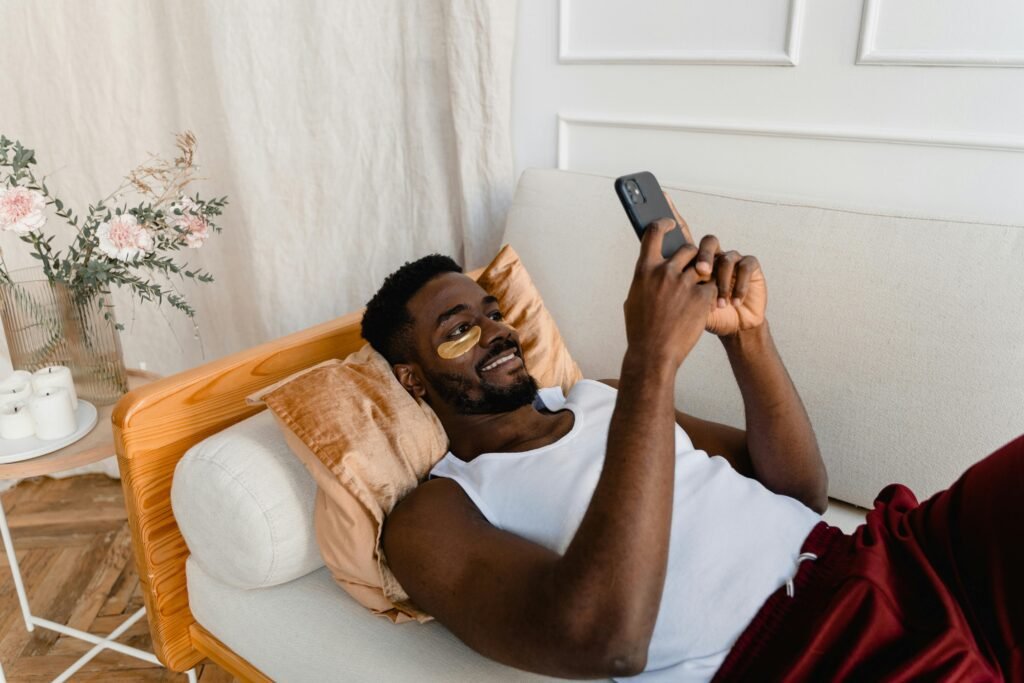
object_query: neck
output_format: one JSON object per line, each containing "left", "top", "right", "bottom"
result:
{"left": 436, "top": 400, "right": 565, "bottom": 462}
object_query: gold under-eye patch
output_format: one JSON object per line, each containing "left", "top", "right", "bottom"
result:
{"left": 437, "top": 325, "right": 481, "bottom": 359}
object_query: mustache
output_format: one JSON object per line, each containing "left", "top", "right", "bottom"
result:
{"left": 477, "top": 340, "right": 520, "bottom": 372}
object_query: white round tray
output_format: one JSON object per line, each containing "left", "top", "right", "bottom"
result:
{"left": 0, "top": 400, "right": 99, "bottom": 465}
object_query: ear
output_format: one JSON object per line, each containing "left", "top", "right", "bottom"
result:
{"left": 393, "top": 363, "right": 426, "bottom": 399}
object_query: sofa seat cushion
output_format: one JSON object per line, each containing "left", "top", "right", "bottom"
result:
{"left": 172, "top": 410, "right": 322, "bottom": 589}
{"left": 185, "top": 556, "right": 603, "bottom": 682}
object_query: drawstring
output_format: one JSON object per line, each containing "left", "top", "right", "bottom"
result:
{"left": 785, "top": 552, "right": 818, "bottom": 598}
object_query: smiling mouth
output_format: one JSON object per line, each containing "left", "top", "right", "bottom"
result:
{"left": 480, "top": 351, "right": 521, "bottom": 373}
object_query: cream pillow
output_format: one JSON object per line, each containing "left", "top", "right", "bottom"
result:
{"left": 249, "top": 244, "right": 583, "bottom": 622}
{"left": 171, "top": 410, "right": 322, "bottom": 589}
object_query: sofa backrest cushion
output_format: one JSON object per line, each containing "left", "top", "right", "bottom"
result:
{"left": 171, "top": 410, "right": 324, "bottom": 589}
{"left": 502, "top": 169, "right": 1024, "bottom": 508}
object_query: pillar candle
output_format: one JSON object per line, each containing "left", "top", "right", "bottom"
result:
{"left": 0, "top": 402, "right": 35, "bottom": 440}
{"left": 8, "top": 370, "right": 33, "bottom": 385}
{"left": 0, "top": 374, "right": 32, "bottom": 410}
{"left": 32, "top": 366, "right": 77, "bottom": 409}
{"left": 28, "top": 388, "right": 77, "bottom": 440}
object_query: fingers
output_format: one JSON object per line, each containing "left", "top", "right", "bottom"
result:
{"left": 714, "top": 251, "right": 741, "bottom": 308}
{"left": 712, "top": 252, "right": 761, "bottom": 308}
{"left": 732, "top": 255, "right": 761, "bottom": 305}
{"left": 695, "top": 234, "right": 720, "bottom": 279}
{"left": 666, "top": 240, "right": 699, "bottom": 274}
{"left": 637, "top": 217, "right": 677, "bottom": 271}
{"left": 663, "top": 192, "right": 696, "bottom": 245}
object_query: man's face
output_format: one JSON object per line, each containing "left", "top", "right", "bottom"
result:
{"left": 404, "top": 272, "right": 538, "bottom": 414}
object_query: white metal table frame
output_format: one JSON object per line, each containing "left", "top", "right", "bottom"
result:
{"left": 0, "top": 492, "right": 197, "bottom": 682}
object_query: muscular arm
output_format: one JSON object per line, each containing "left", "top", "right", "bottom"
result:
{"left": 651, "top": 197, "right": 827, "bottom": 512}
{"left": 720, "top": 321, "right": 828, "bottom": 512}
{"left": 600, "top": 323, "right": 828, "bottom": 513}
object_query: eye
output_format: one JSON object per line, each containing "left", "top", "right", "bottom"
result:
{"left": 488, "top": 310, "right": 503, "bottom": 321}
{"left": 448, "top": 323, "right": 470, "bottom": 339}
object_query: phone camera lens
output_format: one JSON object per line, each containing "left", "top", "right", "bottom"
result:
{"left": 624, "top": 180, "right": 645, "bottom": 205}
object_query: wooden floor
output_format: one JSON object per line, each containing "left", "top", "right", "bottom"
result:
{"left": 0, "top": 474, "right": 235, "bottom": 682}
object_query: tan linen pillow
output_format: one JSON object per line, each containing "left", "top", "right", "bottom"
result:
{"left": 477, "top": 243, "right": 582, "bottom": 395}
{"left": 249, "top": 243, "right": 583, "bottom": 622}
{"left": 252, "top": 348, "right": 445, "bottom": 623}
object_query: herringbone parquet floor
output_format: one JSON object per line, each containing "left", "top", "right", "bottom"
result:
{"left": 0, "top": 474, "right": 235, "bottom": 682}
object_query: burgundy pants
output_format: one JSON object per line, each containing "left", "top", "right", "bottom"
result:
{"left": 713, "top": 434, "right": 1024, "bottom": 682}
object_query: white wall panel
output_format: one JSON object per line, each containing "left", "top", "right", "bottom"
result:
{"left": 560, "top": 0, "right": 804, "bottom": 64}
{"left": 514, "top": 0, "right": 1024, "bottom": 225}
{"left": 859, "top": 0, "right": 1024, "bottom": 66}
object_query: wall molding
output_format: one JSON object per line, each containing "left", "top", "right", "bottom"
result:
{"left": 857, "top": 0, "right": 1024, "bottom": 67}
{"left": 556, "top": 113, "right": 1024, "bottom": 170}
{"left": 559, "top": 0, "right": 805, "bottom": 66}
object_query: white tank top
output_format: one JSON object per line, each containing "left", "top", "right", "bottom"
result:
{"left": 429, "top": 380, "right": 821, "bottom": 681}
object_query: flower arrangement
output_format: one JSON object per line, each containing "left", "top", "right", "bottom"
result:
{"left": 0, "top": 131, "right": 227, "bottom": 330}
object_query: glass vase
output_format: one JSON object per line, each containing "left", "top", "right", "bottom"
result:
{"left": 0, "top": 269, "right": 129, "bottom": 406}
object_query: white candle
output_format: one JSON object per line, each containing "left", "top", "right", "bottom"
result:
{"left": 0, "top": 374, "right": 32, "bottom": 410}
{"left": 8, "top": 370, "right": 33, "bottom": 385}
{"left": 0, "top": 402, "right": 35, "bottom": 440}
{"left": 28, "top": 388, "right": 77, "bottom": 440}
{"left": 32, "top": 366, "right": 77, "bottom": 409}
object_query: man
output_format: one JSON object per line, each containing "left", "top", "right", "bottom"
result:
{"left": 363, "top": 200, "right": 1022, "bottom": 681}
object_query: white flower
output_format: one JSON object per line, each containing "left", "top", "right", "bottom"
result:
{"left": 167, "top": 196, "right": 210, "bottom": 248}
{"left": 97, "top": 214, "right": 154, "bottom": 261}
{"left": 0, "top": 186, "right": 47, "bottom": 234}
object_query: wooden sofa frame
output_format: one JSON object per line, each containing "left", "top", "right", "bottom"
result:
{"left": 113, "top": 268, "right": 484, "bottom": 679}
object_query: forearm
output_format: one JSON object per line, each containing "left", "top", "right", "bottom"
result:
{"left": 553, "top": 349, "right": 677, "bottom": 670}
{"left": 721, "top": 321, "right": 828, "bottom": 512}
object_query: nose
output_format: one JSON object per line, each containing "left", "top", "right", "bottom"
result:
{"left": 478, "top": 315, "right": 515, "bottom": 351}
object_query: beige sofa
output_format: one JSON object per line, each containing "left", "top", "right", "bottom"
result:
{"left": 114, "top": 169, "right": 1024, "bottom": 680}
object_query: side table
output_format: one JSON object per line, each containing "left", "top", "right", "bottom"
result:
{"left": 0, "top": 370, "right": 197, "bottom": 683}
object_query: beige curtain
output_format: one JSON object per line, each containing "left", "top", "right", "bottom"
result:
{"left": 0, "top": 0, "right": 518, "bottom": 377}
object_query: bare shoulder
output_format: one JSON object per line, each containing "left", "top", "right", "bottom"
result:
{"left": 382, "top": 477, "right": 495, "bottom": 619}
{"left": 385, "top": 477, "right": 486, "bottom": 543}
{"left": 382, "top": 475, "right": 585, "bottom": 676}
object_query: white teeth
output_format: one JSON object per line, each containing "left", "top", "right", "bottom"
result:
{"left": 482, "top": 353, "right": 515, "bottom": 371}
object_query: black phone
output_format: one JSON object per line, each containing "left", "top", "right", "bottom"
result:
{"left": 614, "top": 171, "right": 688, "bottom": 259}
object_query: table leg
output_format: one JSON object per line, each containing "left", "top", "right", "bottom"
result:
{"left": 0, "top": 493, "right": 34, "bottom": 632}
{"left": 51, "top": 606, "right": 153, "bottom": 682}
{"left": 1, "top": 491, "right": 196, "bottom": 680}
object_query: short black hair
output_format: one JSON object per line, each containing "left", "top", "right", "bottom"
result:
{"left": 361, "top": 254, "right": 463, "bottom": 365}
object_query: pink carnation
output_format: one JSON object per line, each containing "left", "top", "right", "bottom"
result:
{"left": 0, "top": 187, "right": 47, "bottom": 234}
{"left": 97, "top": 214, "right": 154, "bottom": 261}
{"left": 167, "top": 198, "right": 210, "bottom": 248}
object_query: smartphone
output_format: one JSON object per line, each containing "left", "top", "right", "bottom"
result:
{"left": 614, "top": 171, "right": 688, "bottom": 259}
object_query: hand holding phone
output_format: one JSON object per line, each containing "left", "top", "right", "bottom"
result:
{"left": 622, "top": 218, "right": 716, "bottom": 370}
{"left": 614, "top": 171, "right": 689, "bottom": 259}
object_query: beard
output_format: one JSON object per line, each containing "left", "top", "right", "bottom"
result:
{"left": 424, "top": 365, "right": 540, "bottom": 415}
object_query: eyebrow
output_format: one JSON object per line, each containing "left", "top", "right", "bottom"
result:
{"left": 435, "top": 295, "right": 499, "bottom": 330}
